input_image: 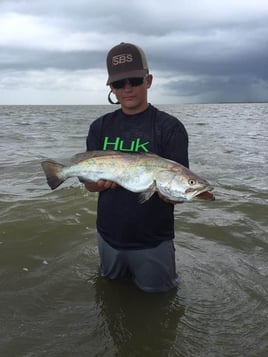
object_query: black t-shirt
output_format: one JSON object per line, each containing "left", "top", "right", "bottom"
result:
{"left": 86, "top": 104, "right": 189, "bottom": 249}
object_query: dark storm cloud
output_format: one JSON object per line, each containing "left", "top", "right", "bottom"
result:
{"left": 166, "top": 76, "right": 268, "bottom": 103}
{"left": 0, "top": 48, "right": 105, "bottom": 71}
{"left": 0, "top": 0, "right": 268, "bottom": 103}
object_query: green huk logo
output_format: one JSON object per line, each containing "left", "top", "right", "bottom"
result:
{"left": 103, "top": 136, "right": 150, "bottom": 152}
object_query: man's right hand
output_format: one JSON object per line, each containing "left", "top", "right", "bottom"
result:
{"left": 85, "top": 180, "right": 118, "bottom": 192}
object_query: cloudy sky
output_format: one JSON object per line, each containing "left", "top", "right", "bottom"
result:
{"left": 0, "top": 0, "right": 268, "bottom": 105}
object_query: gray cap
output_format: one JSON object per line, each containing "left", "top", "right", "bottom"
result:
{"left": 106, "top": 42, "right": 149, "bottom": 84}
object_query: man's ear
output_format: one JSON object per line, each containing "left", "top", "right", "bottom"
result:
{"left": 146, "top": 74, "right": 153, "bottom": 88}
{"left": 109, "top": 85, "right": 115, "bottom": 94}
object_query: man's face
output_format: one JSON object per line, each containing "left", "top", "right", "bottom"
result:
{"left": 110, "top": 75, "right": 153, "bottom": 114}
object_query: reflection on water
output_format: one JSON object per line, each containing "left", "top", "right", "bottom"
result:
{"left": 0, "top": 104, "right": 267, "bottom": 356}
{"left": 94, "top": 277, "right": 185, "bottom": 356}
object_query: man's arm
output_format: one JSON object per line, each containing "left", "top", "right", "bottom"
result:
{"left": 84, "top": 118, "right": 117, "bottom": 192}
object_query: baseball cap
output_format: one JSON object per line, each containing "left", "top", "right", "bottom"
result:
{"left": 106, "top": 42, "right": 149, "bottom": 85}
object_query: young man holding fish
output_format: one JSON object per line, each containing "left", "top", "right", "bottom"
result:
{"left": 41, "top": 43, "right": 213, "bottom": 290}
{"left": 83, "top": 43, "right": 190, "bottom": 293}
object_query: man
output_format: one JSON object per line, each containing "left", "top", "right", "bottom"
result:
{"left": 85, "top": 42, "right": 189, "bottom": 292}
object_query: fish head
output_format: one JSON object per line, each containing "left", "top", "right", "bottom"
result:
{"left": 156, "top": 168, "right": 214, "bottom": 202}
{"left": 184, "top": 176, "right": 214, "bottom": 201}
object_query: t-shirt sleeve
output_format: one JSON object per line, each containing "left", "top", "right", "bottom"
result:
{"left": 78, "top": 119, "right": 103, "bottom": 184}
{"left": 86, "top": 118, "right": 103, "bottom": 151}
{"left": 161, "top": 120, "right": 189, "bottom": 168}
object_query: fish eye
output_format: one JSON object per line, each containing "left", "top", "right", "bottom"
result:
{"left": 188, "top": 179, "right": 196, "bottom": 186}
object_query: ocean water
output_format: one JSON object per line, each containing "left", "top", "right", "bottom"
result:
{"left": 0, "top": 103, "right": 267, "bottom": 357}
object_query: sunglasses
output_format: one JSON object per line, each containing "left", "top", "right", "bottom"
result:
{"left": 111, "top": 77, "right": 146, "bottom": 89}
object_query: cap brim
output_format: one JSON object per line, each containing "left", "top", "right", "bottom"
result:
{"left": 106, "top": 69, "right": 148, "bottom": 85}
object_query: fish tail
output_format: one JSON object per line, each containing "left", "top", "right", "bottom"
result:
{"left": 41, "top": 160, "right": 65, "bottom": 190}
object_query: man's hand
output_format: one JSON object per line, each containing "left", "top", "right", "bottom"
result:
{"left": 85, "top": 180, "right": 118, "bottom": 192}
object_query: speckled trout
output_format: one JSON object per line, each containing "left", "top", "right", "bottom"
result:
{"left": 41, "top": 151, "right": 214, "bottom": 202}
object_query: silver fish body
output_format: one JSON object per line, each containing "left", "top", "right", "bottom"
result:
{"left": 41, "top": 151, "right": 214, "bottom": 202}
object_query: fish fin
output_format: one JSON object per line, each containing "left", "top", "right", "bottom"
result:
{"left": 78, "top": 176, "right": 94, "bottom": 184}
{"left": 138, "top": 181, "right": 157, "bottom": 203}
{"left": 41, "top": 160, "right": 65, "bottom": 190}
{"left": 71, "top": 150, "right": 122, "bottom": 163}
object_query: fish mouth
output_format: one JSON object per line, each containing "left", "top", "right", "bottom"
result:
{"left": 194, "top": 190, "right": 215, "bottom": 201}
{"left": 188, "top": 186, "right": 215, "bottom": 201}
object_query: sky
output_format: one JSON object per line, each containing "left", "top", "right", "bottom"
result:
{"left": 0, "top": 0, "right": 268, "bottom": 105}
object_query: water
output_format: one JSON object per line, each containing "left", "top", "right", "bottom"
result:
{"left": 0, "top": 104, "right": 267, "bottom": 356}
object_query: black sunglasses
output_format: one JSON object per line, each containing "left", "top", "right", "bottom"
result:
{"left": 111, "top": 77, "right": 146, "bottom": 89}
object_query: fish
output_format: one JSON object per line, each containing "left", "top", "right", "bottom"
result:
{"left": 41, "top": 150, "right": 214, "bottom": 202}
